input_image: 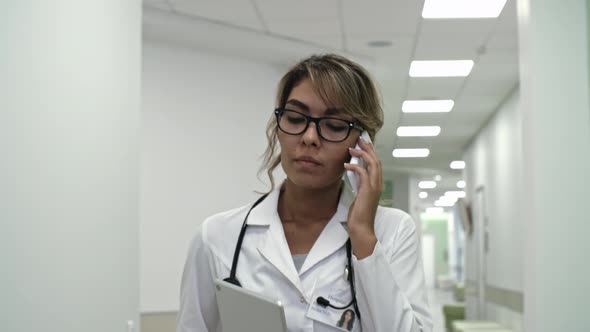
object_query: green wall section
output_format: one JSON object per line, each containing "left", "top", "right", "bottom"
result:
{"left": 422, "top": 215, "right": 449, "bottom": 278}
{"left": 379, "top": 179, "right": 393, "bottom": 207}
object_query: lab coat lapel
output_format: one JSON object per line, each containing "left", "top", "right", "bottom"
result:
{"left": 249, "top": 187, "right": 302, "bottom": 291}
{"left": 298, "top": 203, "right": 349, "bottom": 276}
{"left": 257, "top": 218, "right": 303, "bottom": 291}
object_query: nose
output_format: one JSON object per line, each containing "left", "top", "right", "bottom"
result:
{"left": 302, "top": 121, "right": 320, "bottom": 146}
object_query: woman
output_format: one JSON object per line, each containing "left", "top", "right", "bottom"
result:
{"left": 177, "top": 54, "right": 432, "bottom": 331}
{"left": 337, "top": 309, "right": 356, "bottom": 331}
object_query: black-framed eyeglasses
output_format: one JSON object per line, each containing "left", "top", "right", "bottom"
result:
{"left": 274, "top": 108, "right": 363, "bottom": 143}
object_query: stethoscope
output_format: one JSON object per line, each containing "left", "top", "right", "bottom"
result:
{"left": 223, "top": 193, "right": 361, "bottom": 321}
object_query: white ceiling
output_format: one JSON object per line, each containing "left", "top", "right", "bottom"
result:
{"left": 143, "top": 0, "right": 520, "bottom": 206}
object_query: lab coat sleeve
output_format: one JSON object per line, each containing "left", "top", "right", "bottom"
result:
{"left": 352, "top": 214, "right": 433, "bottom": 332}
{"left": 176, "top": 223, "right": 221, "bottom": 332}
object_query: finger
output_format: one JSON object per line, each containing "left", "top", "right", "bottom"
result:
{"left": 349, "top": 146, "right": 376, "bottom": 165}
{"left": 358, "top": 135, "right": 380, "bottom": 163}
{"left": 344, "top": 162, "right": 369, "bottom": 186}
{"left": 357, "top": 138, "right": 383, "bottom": 188}
{"left": 348, "top": 147, "right": 382, "bottom": 188}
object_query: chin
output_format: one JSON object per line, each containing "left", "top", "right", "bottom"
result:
{"left": 286, "top": 170, "right": 342, "bottom": 190}
{"left": 287, "top": 174, "right": 324, "bottom": 189}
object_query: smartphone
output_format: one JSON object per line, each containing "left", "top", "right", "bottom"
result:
{"left": 346, "top": 131, "right": 371, "bottom": 194}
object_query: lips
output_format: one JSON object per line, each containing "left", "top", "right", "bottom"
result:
{"left": 294, "top": 156, "right": 321, "bottom": 166}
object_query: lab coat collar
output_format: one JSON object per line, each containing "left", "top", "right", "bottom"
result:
{"left": 245, "top": 185, "right": 281, "bottom": 226}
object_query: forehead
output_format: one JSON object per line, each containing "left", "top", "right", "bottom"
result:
{"left": 286, "top": 79, "right": 346, "bottom": 117}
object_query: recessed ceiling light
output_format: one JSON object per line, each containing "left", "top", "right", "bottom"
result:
{"left": 422, "top": 0, "right": 507, "bottom": 18}
{"left": 435, "top": 200, "right": 455, "bottom": 207}
{"left": 457, "top": 180, "right": 466, "bottom": 188}
{"left": 445, "top": 191, "right": 466, "bottom": 198}
{"left": 440, "top": 194, "right": 459, "bottom": 201}
{"left": 367, "top": 40, "right": 393, "bottom": 48}
{"left": 450, "top": 160, "right": 466, "bottom": 169}
{"left": 409, "top": 60, "right": 474, "bottom": 77}
{"left": 419, "top": 181, "right": 437, "bottom": 189}
{"left": 426, "top": 207, "right": 444, "bottom": 214}
{"left": 434, "top": 175, "right": 442, "bottom": 181}
{"left": 419, "top": 192, "right": 429, "bottom": 199}
{"left": 402, "top": 100, "right": 454, "bottom": 113}
{"left": 396, "top": 126, "right": 441, "bottom": 137}
{"left": 435, "top": 196, "right": 457, "bottom": 207}
{"left": 392, "top": 148, "right": 430, "bottom": 158}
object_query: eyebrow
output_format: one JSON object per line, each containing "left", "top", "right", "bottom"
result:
{"left": 285, "top": 99, "right": 344, "bottom": 116}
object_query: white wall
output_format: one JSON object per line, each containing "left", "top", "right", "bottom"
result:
{"left": 140, "top": 39, "right": 284, "bottom": 312}
{"left": 0, "top": 1, "right": 140, "bottom": 331}
{"left": 408, "top": 175, "right": 424, "bottom": 238}
{"left": 487, "top": 302, "right": 523, "bottom": 332}
{"left": 463, "top": 89, "right": 523, "bottom": 329}
{"left": 465, "top": 89, "right": 523, "bottom": 291}
{"left": 517, "top": 1, "right": 590, "bottom": 331}
{"left": 421, "top": 234, "right": 436, "bottom": 288}
{"left": 447, "top": 212, "right": 457, "bottom": 281}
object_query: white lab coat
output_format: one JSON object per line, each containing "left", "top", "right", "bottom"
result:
{"left": 177, "top": 184, "right": 432, "bottom": 332}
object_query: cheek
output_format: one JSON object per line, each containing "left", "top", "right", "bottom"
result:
{"left": 341, "top": 149, "right": 352, "bottom": 163}
{"left": 277, "top": 130, "right": 298, "bottom": 146}
{"left": 277, "top": 133, "right": 294, "bottom": 155}
{"left": 277, "top": 132, "right": 289, "bottom": 151}
{"left": 328, "top": 147, "right": 352, "bottom": 171}
{"left": 339, "top": 142, "right": 356, "bottom": 162}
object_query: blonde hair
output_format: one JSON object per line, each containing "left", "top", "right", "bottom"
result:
{"left": 259, "top": 54, "right": 384, "bottom": 191}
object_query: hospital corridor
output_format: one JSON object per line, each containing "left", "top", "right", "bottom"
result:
{"left": 2, "top": 1, "right": 589, "bottom": 332}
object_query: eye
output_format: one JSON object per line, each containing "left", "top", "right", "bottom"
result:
{"left": 285, "top": 113, "right": 306, "bottom": 124}
{"left": 323, "top": 119, "right": 349, "bottom": 132}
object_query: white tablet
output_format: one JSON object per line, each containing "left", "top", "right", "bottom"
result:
{"left": 214, "top": 279, "right": 288, "bottom": 332}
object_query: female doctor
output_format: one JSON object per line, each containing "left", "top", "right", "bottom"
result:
{"left": 177, "top": 54, "right": 432, "bottom": 332}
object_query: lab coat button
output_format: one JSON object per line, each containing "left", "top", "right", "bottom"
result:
{"left": 300, "top": 296, "right": 306, "bottom": 304}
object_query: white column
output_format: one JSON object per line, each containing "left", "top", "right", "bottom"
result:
{"left": 0, "top": 1, "right": 141, "bottom": 331}
{"left": 517, "top": 1, "right": 590, "bottom": 331}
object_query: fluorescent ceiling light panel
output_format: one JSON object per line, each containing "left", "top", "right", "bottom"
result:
{"left": 419, "top": 181, "right": 437, "bottom": 189}
{"left": 392, "top": 148, "right": 430, "bottom": 158}
{"left": 419, "top": 192, "right": 428, "bottom": 199}
{"left": 426, "top": 207, "right": 444, "bottom": 214}
{"left": 409, "top": 60, "right": 474, "bottom": 77}
{"left": 397, "top": 126, "right": 441, "bottom": 137}
{"left": 457, "top": 180, "right": 466, "bottom": 188}
{"left": 450, "top": 160, "right": 466, "bottom": 169}
{"left": 402, "top": 100, "right": 454, "bottom": 113}
{"left": 422, "top": 0, "right": 508, "bottom": 18}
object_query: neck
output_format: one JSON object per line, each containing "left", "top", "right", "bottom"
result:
{"left": 278, "top": 178, "right": 342, "bottom": 224}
